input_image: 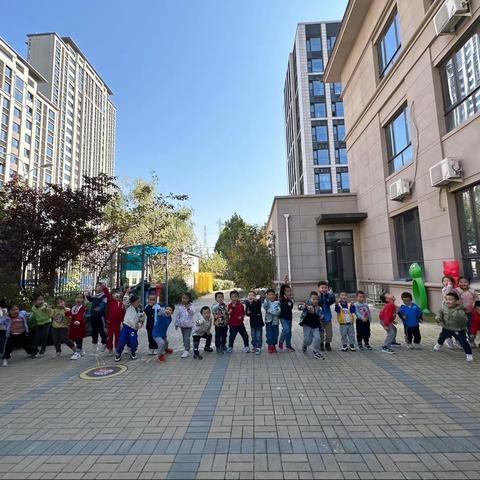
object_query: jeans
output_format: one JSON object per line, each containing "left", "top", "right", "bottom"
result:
{"left": 340, "top": 323, "right": 355, "bottom": 347}
{"left": 265, "top": 323, "right": 279, "bottom": 346}
{"left": 438, "top": 328, "right": 472, "bottom": 354}
{"left": 51, "top": 327, "right": 75, "bottom": 353}
{"left": 181, "top": 327, "right": 192, "bottom": 351}
{"left": 320, "top": 320, "right": 333, "bottom": 344}
{"left": 406, "top": 325, "right": 421, "bottom": 344}
{"left": 116, "top": 324, "right": 138, "bottom": 354}
{"left": 91, "top": 316, "right": 107, "bottom": 345}
{"left": 33, "top": 323, "right": 50, "bottom": 354}
{"left": 228, "top": 324, "right": 249, "bottom": 348}
{"left": 302, "top": 325, "right": 321, "bottom": 351}
{"left": 381, "top": 322, "right": 397, "bottom": 349}
{"left": 193, "top": 332, "right": 212, "bottom": 352}
{"left": 215, "top": 325, "right": 228, "bottom": 349}
{"left": 154, "top": 336, "right": 169, "bottom": 355}
{"left": 279, "top": 319, "right": 292, "bottom": 346}
{"left": 356, "top": 319, "right": 371, "bottom": 345}
{"left": 251, "top": 326, "right": 263, "bottom": 349}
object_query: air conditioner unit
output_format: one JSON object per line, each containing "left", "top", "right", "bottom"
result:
{"left": 430, "top": 158, "right": 463, "bottom": 187}
{"left": 434, "top": 0, "right": 470, "bottom": 35}
{"left": 389, "top": 178, "right": 410, "bottom": 201}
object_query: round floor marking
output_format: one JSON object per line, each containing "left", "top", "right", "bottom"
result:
{"left": 79, "top": 364, "right": 127, "bottom": 380}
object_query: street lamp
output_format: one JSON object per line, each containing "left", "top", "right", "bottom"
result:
{"left": 0, "top": 152, "right": 52, "bottom": 186}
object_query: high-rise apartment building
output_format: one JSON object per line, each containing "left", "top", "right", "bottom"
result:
{"left": 0, "top": 37, "right": 58, "bottom": 189}
{"left": 27, "top": 33, "right": 116, "bottom": 189}
{"left": 284, "top": 22, "right": 348, "bottom": 195}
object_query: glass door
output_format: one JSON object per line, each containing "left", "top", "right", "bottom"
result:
{"left": 325, "top": 230, "right": 357, "bottom": 293}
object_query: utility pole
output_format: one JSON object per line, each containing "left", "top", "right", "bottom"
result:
{"left": 203, "top": 225, "right": 209, "bottom": 256}
{"left": 217, "top": 218, "right": 224, "bottom": 236}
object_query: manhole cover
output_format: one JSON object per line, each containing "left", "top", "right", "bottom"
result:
{"left": 80, "top": 365, "right": 127, "bottom": 380}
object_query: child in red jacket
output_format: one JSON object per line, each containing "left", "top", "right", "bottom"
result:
{"left": 68, "top": 293, "right": 86, "bottom": 359}
{"left": 227, "top": 290, "right": 249, "bottom": 353}
{"left": 379, "top": 292, "right": 397, "bottom": 355}
{"left": 103, "top": 285, "right": 125, "bottom": 354}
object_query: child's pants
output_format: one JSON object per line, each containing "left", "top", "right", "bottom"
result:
{"left": 193, "top": 333, "right": 212, "bottom": 352}
{"left": 250, "top": 326, "right": 263, "bottom": 349}
{"left": 320, "top": 320, "right": 333, "bottom": 344}
{"left": 381, "top": 322, "right": 397, "bottom": 349}
{"left": 356, "top": 319, "right": 371, "bottom": 345}
{"left": 52, "top": 327, "right": 75, "bottom": 353}
{"left": 215, "top": 326, "right": 228, "bottom": 349}
{"left": 279, "top": 319, "right": 292, "bottom": 346}
{"left": 265, "top": 323, "right": 279, "bottom": 346}
{"left": 406, "top": 325, "right": 421, "bottom": 344}
{"left": 228, "top": 324, "right": 249, "bottom": 348}
{"left": 437, "top": 328, "right": 472, "bottom": 354}
{"left": 3, "top": 332, "right": 34, "bottom": 359}
{"left": 117, "top": 324, "right": 139, "bottom": 354}
{"left": 340, "top": 323, "right": 355, "bottom": 347}
{"left": 91, "top": 316, "right": 107, "bottom": 345}
{"left": 303, "top": 325, "right": 321, "bottom": 351}
{"left": 154, "top": 336, "right": 168, "bottom": 355}
{"left": 33, "top": 323, "right": 50, "bottom": 354}
{"left": 181, "top": 327, "right": 192, "bottom": 352}
{"left": 146, "top": 321, "right": 158, "bottom": 350}
{"left": 106, "top": 320, "right": 121, "bottom": 351}
{"left": 0, "top": 330, "right": 7, "bottom": 357}
{"left": 74, "top": 338, "right": 83, "bottom": 350}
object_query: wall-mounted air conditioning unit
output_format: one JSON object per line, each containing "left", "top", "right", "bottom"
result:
{"left": 389, "top": 178, "right": 410, "bottom": 201}
{"left": 430, "top": 158, "right": 463, "bottom": 187}
{"left": 434, "top": 0, "right": 470, "bottom": 35}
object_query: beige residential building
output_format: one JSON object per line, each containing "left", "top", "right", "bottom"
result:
{"left": 0, "top": 37, "right": 58, "bottom": 189}
{"left": 270, "top": 0, "right": 480, "bottom": 306}
{"left": 27, "top": 33, "right": 116, "bottom": 189}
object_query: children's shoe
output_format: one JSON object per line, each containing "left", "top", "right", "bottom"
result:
{"left": 226, "top": 347, "right": 233, "bottom": 353}
{"left": 148, "top": 349, "right": 156, "bottom": 355}
{"left": 444, "top": 338, "right": 454, "bottom": 349}
{"left": 365, "top": 344, "right": 372, "bottom": 350}
{"left": 193, "top": 351, "right": 203, "bottom": 360}
{"left": 349, "top": 345, "right": 356, "bottom": 351}
{"left": 255, "top": 348, "right": 261, "bottom": 355}
{"left": 466, "top": 354, "right": 473, "bottom": 362}
{"left": 278, "top": 341, "right": 284, "bottom": 350}
{"left": 181, "top": 350, "right": 190, "bottom": 358}
{"left": 204, "top": 346, "right": 214, "bottom": 352}
{"left": 406, "top": 343, "right": 412, "bottom": 349}
{"left": 313, "top": 351, "right": 325, "bottom": 360}
{"left": 242, "top": 346, "right": 250, "bottom": 353}
{"left": 114, "top": 354, "right": 122, "bottom": 362}
{"left": 358, "top": 344, "right": 364, "bottom": 350}
{"left": 319, "top": 342, "right": 325, "bottom": 351}
{"left": 2, "top": 359, "right": 7, "bottom": 367}
{"left": 130, "top": 352, "right": 137, "bottom": 360}
{"left": 286, "top": 345, "right": 295, "bottom": 352}
{"left": 341, "top": 345, "right": 348, "bottom": 352}
{"left": 382, "top": 348, "right": 395, "bottom": 354}
{"left": 216, "top": 347, "right": 224, "bottom": 354}
{"left": 52, "top": 352, "right": 62, "bottom": 358}
{"left": 158, "top": 354, "right": 166, "bottom": 362}
{"left": 38, "top": 350, "right": 46, "bottom": 356}
{"left": 165, "top": 348, "right": 174, "bottom": 354}
{"left": 70, "top": 352, "right": 81, "bottom": 360}
{"left": 272, "top": 345, "right": 277, "bottom": 353}
{"left": 302, "top": 345, "right": 307, "bottom": 353}
{"left": 433, "top": 343, "right": 442, "bottom": 351}
{"left": 392, "top": 342, "right": 401, "bottom": 346}
{"left": 325, "top": 343, "right": 332, "bottom": 351}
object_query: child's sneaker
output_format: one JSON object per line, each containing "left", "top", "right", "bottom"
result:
{"left": 52, "top": 352, "right": 61, "bottom": 358}
{"left": 114, "top": 354, "right": 122, "bottom": 362}
{"left": 242, "top": 346, "right": 250, "bottom": 353}
{"left": 70, "top": 352, "right": 81, "bottom": 360}
{"left": 181, "top": 350, "right": 190, "bottom": 358}
{"left": 365, "top": 344, "right": 372, "bottom": 350}
{"left": 193, "top": 351, "right": 203, "bottom": 360}
{"left": 286, "top": 345, "right": 295, "bottom": 352}
{"left": 382, "top": 347, "right": 395, "bottom": 354}
{"left": 358, "top": 344, "right": 364, "bottom": 350}
{"left": 80, "top": 350, "right": 86, "bottom": 356}
{"left": 278, "top": 341, "right": 284, "bottom": 349}
{"left": 204, "top": 346, "right": 214, "bottom": 352}
{"left": 2, "top": 359, "right": 7, "bottom": 367}
{"left": 158, "top": 354, "right": 166, "bottom": 362}
{"left": 466, "top": 354, "right": 473, "bottom": 362}
{"left": 302, "top": 345, "right": 307, "bottom": 353}
{"left": 255, "top": 348, "right": 261, "bottom": 355}
{"left": 130, "top": 352, "right": 137, "bottom": 360}
{"left": 313, "top": 351, "right": 325, "bottom": 360}
{"left": 38, "top": 350, "right": 46, "bottom": 356}
{"left": 433, "top": 343, "right": 442, "bottom": 351}
{"left": 226, "top": 347, "right": 233, "bottom": 353}
{"left": 444, "top": 338, "right": 454, "bottom": 349}
{"left": 325, "top": 343, "right": 332, "bottom": 351}
{"left": 165, "top": 348, "right": 174, "bottom": 354}
{"left": 349, "top": 344, "right": 356, "bottom": 351}
{"left": 392, "top": 341, "right": 401, "bottom": 346}
{"left": 148, "top": 349, "right": 156, "bottom": 355}
{"left": 341, "top": 345, "right": 348, "bottom": 352}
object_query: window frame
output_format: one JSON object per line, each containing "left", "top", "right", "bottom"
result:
{"left": 377, "top": 10, "right": 402, "bottom": 78}
{"left": 336, "top": 167, "right": 350, "bottom": 193}
{"left": 385, "top": 104, "right": 412, "bottom": 175}
{"left": 314, "top": 168, "right": 332, "bottom": 194}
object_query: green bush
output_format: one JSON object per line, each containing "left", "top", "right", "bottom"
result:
{"left": 213, "top": 278, "right": 235, "bottom": 291}
{"left": 160, "top": 277, "right": 198, "bottom": 304}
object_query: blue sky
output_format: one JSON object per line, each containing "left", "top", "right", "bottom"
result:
{"left": 3, "top": 0, "right": 347, "bottom": 250}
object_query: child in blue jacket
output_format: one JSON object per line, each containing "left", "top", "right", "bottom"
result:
{"left": 153, "top": 304, "right": 175, "bottom": 362}
{"left": 398, "top": 292, "right": 422, "bottom": 348}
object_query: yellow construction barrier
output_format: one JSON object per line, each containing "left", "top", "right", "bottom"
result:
{"left": 195, "top": 272, "right": 213, "bottom": 294}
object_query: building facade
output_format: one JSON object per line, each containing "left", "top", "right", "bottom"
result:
{"left": 284, "top": 22, "right": 349, "bottom": 196}
{"left": 0, "top": 37, "right": 58, "bottom": 189}
{"left": 27, "top": 33, "right": 116, "bottom": 189}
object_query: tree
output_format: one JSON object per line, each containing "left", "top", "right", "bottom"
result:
{"left": 199, "top": 252, "right": 228, "bottom": 278}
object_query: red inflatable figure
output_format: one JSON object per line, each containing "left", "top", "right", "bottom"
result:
{"left": 443, "top": 260, "right": 460, "bottom": 287}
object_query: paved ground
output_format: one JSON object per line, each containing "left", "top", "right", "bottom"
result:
{"left": 1, "top": 293, "right": 480, "bottom": 479}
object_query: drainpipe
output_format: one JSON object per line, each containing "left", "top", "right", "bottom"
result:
{"left": 284, "top": 214, "right": 292, "bottom": 282}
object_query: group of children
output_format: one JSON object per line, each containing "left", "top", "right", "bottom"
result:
{"left": 0, "top": 276, "right": 478, "bottom": 366}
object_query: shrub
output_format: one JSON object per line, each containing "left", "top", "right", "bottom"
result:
{"left": 213, "top": 278, "right": 235, "bottom": 291}
{"left": 158, "top": 277, "right": 198, "bottom": 304}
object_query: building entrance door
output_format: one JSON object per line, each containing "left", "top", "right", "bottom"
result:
{"left": 325, "top": 230, "right": 356, "bottom": 293}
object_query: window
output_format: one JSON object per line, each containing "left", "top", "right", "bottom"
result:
{"left": 332, "top": 101, "right": 344, "bottom": 116}
{"left": 5, "top": 66, "right": 12, "bottom": 79}
{"left": 441, "top": 26, "right": 480, "bottom": 131}
{"left": 393, "top": 208, "right": 424, "bottom": 279}
{"left": 13, "top": 107, "right": 21, "bottom": 118}
{"left": 11, "top": 138, "right": 19, "bottom": 149}
{"left": 308, "top": 58, "right": 323, "bottom": 73}
{"left": 3, "top": 81, "right": 11, "bottom": 94}
{"left": 457, "top": 183, "right": 480, "bottom": 280}
{"left": 1, "top": 113, "right": 8, "bottom": 125}
{"left": 27, "top": 92, "right": 34, "bottom": 102}
{"left": 47, "top": 134, "right": 54, "bottom": 145}
{"left": 48, "top": 122, "right": 55, "bottom": 132}
{"left": 2, "top": 98, "right": 9, "bottom": 109}
{"left": 310, "top": 80, "right": 325, "bottom": 97}
{"left": 333, "top": 122, "right": 345, "bottom": 141}
{"left": 310, "top": 102, "right": 326, "bottom": 118}
{"left": 15, "top": 77, "right": 24, "bottom": 90}
{"left": 0, "top": 129, "right": 7, "bottom": 141}
{"left": 335, "top": 148, "right": 347, "bottom": 164}
{"left": 314, "top": 168, "right": 332, "bottom": 194}
{"left": 24, "top": 133, "right": 31, "bottom": 144}
{"left": 327, "top": 36, "right": 337, "bottom": 53}
{"left": 312, "top": 124, "right": 328, "bottom": 142}
{"left": 24, "top": 148, "right": 30, "bottom": 158}
{"left": 336, "top": 167, "right": 350, "bottom": 193}
{"left": 385, "top": 105, "right": 412, "bottom": 174}
{"left": 307, "top": 37, "right": 322, "bottom": 52}
{"left": 46, "top": 147, "right": 53, "bottom": 157}
{"left": 332, "top": 82, "right": 342, "bottom": 97}
{"left": 48, "top": 110, "right": 55, "bottom": 120}
{"left": 12, "top": 122, "right": 20, "bottom": 133}
{"left": 26, "top": 119, "right": 32, "bottom": 130}
{"left": 15, "top": 89, "right": 23, "bottom": 103}
{"left": 377, "top": 11, "right": 401, "bottom": 77}
{"left": 314, "top": 148, "right": 330, "bottom": 165}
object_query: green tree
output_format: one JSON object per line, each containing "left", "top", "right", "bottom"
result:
{"left": 199, "top": 252, "right": 228, "bottom": 278}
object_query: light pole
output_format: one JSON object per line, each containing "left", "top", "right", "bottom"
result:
{"left": 0, "top": 152, "right": 52, "bottom": 187}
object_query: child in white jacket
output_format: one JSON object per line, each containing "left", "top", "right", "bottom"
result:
{"left": 175, "top": 293, "right": 196, "bottom": 358}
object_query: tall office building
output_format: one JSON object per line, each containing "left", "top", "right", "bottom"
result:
{"left": 0, "top": 37, "right": 58, "bottom": 189}
{"left": 27, "top": 33, "right": 116, "bottom": 189}
{"left": 284, "top": 22, "right": 348, "bottom": 195}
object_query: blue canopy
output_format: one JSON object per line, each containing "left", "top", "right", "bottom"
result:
{"left": 124, "top": 244, "right": 169, "bottom": 256}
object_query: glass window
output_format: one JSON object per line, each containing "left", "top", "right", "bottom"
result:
{"left": 15, "top": 89, "right": 23, "bottom": 103}
{"left": 312, "top": 124, "right": 328, "bottom": 142}
{"left": 26, "top": 119, "right": 32, "bottom": 130}
{"left": 336, "top": 167, "right": 350, "bottom": 193}
{"left": 457, "top": 183, "right": 480, "bottom": 280}
{"left": 0, "top": 129, "right": 7, "bottom": 141}
{"left": 335, "top": 148, "right": 347, "bottom": 164}
{"left": 12, "top": 122, "right": 20, "bottom": 133}
{"left": 314, "top": 148, "right": 330, "bottom": 165}
{"left": 45, "top": 174, "right": 52, "bottom": 183}
{"left": 377, "top": 11, "right": 401, "bottom": 77}
{"left": 47, "top": 134, "right": 54, "bottom": 145}
{"left": 327, "top": 36, "right": 337, "bottom": 53}
{"left": 441, "top": 27, "right": 480, "bottom": 131}
{"left": 1, "top": 113, "right": 8, "bottom": 125}
{"left": 5, "top": 66, "right": 12, "bottom": 79}
{"left": 307, "top": 37, "right": 322, "bottom": 52}
{"left": 386, "top": 105, "right": 412, "bottom": 174}
{"left": 332, "top": 82, "right": 342, "bottom": 97}
{"left": 11, "top": 138, "right": 19, "bottom": 149}
{"left": 332, "top": 101, "right": 344, "bottom": 116}
{"left": 46, "top": 147, "right": 53, "bottom": 157}
{"left": 27, "top": 92, "right": 34, "bottom": 102}
{"left": 15, "top": 77, "right": 24, "bottom": 90}
{"left": 48, "top": 122, "right": 55, "bottom": 132}
{"left": 310, "top": 80, "right": 325, "bottom": 97}
{"left": 308, "top": 58, "right": 324, "bottom": 73}
{"left": 393, "top": 208, "right": 424, "bottom": 279}
{"left": 13, "top": 107, "right": 21, "bottom": 118}
{"left": 24, "top": 148, "right": 30, "bottom": 157}
{"left": 25, "top": 133, "right": 31, "bottom": 143}
{"left": 2, "top": 98, "right": 10, "bottom": 109}
{"left": 310, "top": 102, "right": 326, "bottom": 118}
{"left": 333, "top": 122, "right": 345, "bottom": 141}
{"left": 3, "top": 81, "right": 11, "bottom": 94}
{"left": 314, "top": 168, "right": 332, "bottom": 194}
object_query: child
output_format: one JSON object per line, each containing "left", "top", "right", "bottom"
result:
{"left": 470, "top": 301, "right": 480, "bottom": 347}
{"left": 434, "top": 291, "right": 473, "bottom": 362}
{"left": 335, "top": 291, "right": 356, "bottom": 351}
{"left": 379, "top": 292, "right": 397, "bottom": 354}
{"left": 212, "top": 292, "right": 229, "bottom": 354}
{"left": 278, "top": 284, "right": 295, "bottom": 351}
{"left": 227, "top": 290, "right": 249, "bottom": 353}
{"left": 441, "top": 276, "right": 456, "bottom": 349}
{"left": 354, "top": 290, "right": 371, "bottom": 350}
{"left": 0, "top": 313, "right": 9, "bottom": 367}
{"left": 103, "top": 285, "right": 125, "bottom": 354}
{"left": 457, "top": 277, "right": 477, "bottom": 344}
{"left": 398, "top": 292, "right": 422, "bottom": 349}
{"left": 192, "top": 306, "right": 214, "bottom": 360}
{"left": 51, "top": 297, "right": 77, "bottom": 358}
{"left": 30, "top": 294, "right": 52, "bottom": 356}
{"left": 115, "top": 292, "right": 146, "bottom": 362}
{"left": 263, "top": 289, "right": 281, "bottom": 353}
{"left": 175, "top": 292, "right": 196, "bottom": 358}
{"left": 153, "top": 304, "right": 175, "bottom": 362}
{"left": 245, "top": 290, "right": 264, "bottom": 354}
{"left": 317, "top": 281, "right": 336, "bottom": 351}
{"left": 2, "top": 305, "right": 35, "bottom": 366}
{"left": 144, "top": 294, "right": 161, "bottom": 355}
{"left": 299, "top": 291, "right": 324, "bottom": 359}
{"left": 86, "top": 283, "right": 108, "bottom": 352}
{"left": 68, "top": 293, "right": 86, "bottom": 358}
